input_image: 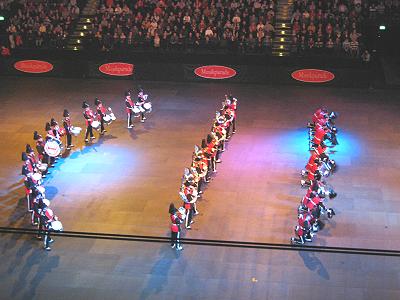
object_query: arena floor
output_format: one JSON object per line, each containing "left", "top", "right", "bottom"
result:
{"left": 0, "top": 77, "right": 400, "bottom": 299}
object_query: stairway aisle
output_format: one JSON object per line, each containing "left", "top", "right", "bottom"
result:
{"left": 272, "top": 0, "right": 293, "bottom": 57}
{"left": 66, "top": 0, "right": 99, "bottom": 51}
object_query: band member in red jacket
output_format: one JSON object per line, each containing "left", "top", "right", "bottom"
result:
{"left": 125, "top": 91, "right": 134, "bottom": 128}
{"left": 82, "top": 101, "right": 95, "bottom": 142}
{"left": 40, "top": 207, "right": 59, "bottom": 251}
{"left": 62, "top": 109, "right": 74, "bottom": 150}
{"left": 225, "top": 94, "right": 237, "bottom": 133}
{"left": 169, "top": 203, "right": 183, "bottom": 250}
{"left": 22, "top": 151, "right": 35, "bottom": 212}
{"left": 31, "top": 186, "right": 47, "bottom": 226}
{"left": 136, "top": 88, "right": 146, "bottom": 123}
{"left": 44, "top": 122, "right": 57, "bottom": 166}
{"left": 33, "top": 131, "right": 44, "bottom": 161}
{"left": 95, "top": 98, "right": 107, "bottom": 134}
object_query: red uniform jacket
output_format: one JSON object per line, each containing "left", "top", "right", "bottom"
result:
{"left": 170, "top": 214, "right": 182, "bottom": 232}
{"left": 313, "top": 126, "right": 326, "bottom": 145}
{"left": 97, "top": 103, "right": 107, "bottom": 120}
{"left": 63, "top": 117, "right": 72, "bottom": 133}
{"left": 125, "top": 97, "right": 134, "bottom": 114}
{"left": 314, "top": 144, "right": 327, "bottom": 156}
{"left": 83, "top": 108, "right": 95, "bottom": 126}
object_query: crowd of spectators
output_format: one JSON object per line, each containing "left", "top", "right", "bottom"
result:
{"left": 290, "top": 0, "right": 366, "bottom": 57}
{"left": 84, "top": 0, "right": 277, "bottom": 54}
{"left": 289, "top": 0, "right": 400, "bottom": 57}
{"left": 2, "top": 0, "right": 82, "bottom": 50}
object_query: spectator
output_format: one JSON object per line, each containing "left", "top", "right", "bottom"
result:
{"left": 361, "top": 50, "right": 371, "bottom": 63}
{"left": 87, "top": 0, "right": 277, "bottom": 54}
{"left": 3, "top": 0, "right": 82, "bottom": 49}
{"left": 1, "top": 45, "right": 11, "bottom": 56}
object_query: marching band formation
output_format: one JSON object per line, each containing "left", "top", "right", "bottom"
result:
{"left": 169, "top": 94, "right": 237, "bottom": 250}
{"left": 291, "top": 108, "right": 339, "bottom": 245}
{"left": 19, "top": 91, "right": 344, "bottom": 251}
{"left": 20, "top": 88, "right": 152, "bottom": 251}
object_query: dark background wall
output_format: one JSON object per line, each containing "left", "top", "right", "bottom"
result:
{"left": 0, "top": 49, "right": 376, "bottom": 88}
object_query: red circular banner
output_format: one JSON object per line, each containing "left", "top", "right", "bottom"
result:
{"left": 194, "top": 65, "right": 237, "bottom": 79}
{"left": 14, "top": 60, "right": 53, "bottom": 74}
{"left": 99, "top": 62, "right": 134, "bottom": 76}
{"left": 291, "top": 69, "right": 335, "bottom": 83}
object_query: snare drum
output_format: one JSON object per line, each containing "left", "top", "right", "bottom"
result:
{"left": 49, "top": 220, "right": 63, "bottom": 231}
{"left": 38, "top": 163, "right": 48, "bottom": 172}
{"left": 143, "top": 102, "right": 152, "bottom": 113}
{"left": 44, "top": 140, "right": 61, "bottom": 157}
{"left": 178, "top": 207, "right": 186, "bottom": 220}
{"left": 132, "top": 106, "right": 140, "bottom": 115}
{"left": 32, "top": 173, "right": 42, "bottom": 182}
{"left": 103, "top": 114, "right": 112, "bottom": 123}
{"left": 91, "top": 120, "right": 100, "bottom": 130}
{"left": 106, "top": 107, "right": 117, "bottom": 121}
{"left": 70, "top": 126, "right": 82, "bottom": 136}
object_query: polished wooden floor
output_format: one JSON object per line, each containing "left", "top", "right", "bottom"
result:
{"left": 0, "top": 77, "right": 400, "bottom": 299}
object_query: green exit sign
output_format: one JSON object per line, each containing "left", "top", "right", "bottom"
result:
{"left": 0, "top": 16, "right": 5, "bottom": 21}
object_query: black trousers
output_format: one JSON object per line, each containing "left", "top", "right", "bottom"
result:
{"left": 100, "top": 119, "right": 105, "bottom": 132}
{"left": 226, "top": 123, "right": 232, "bottom": 137}
{"left": 44, "top": 153, "right": 55, "bottom": 166}
{"left": 37, "top": 218, "right": 45, "bottom": 237}
{"left": 85, "top": 125, "right": 94, "bottom": 139}
{"left": 171, "top": 231, "right": 180, "bottom": 246}
{"left": 66, "top": 133, "right": 72, "bottom": 146}
{"left": 185, "top": 206, "right": 194, "bottom": 227}
{"left": 44, "top": 229, "right": 52, "bottom": 248}
{"left": 127, "top": 112, "right": 133, "bottom": 127}
{"left": 197, "top": 178, "right": 203, "bottom": 193}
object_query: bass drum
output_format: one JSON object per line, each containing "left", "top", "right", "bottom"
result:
{"left": 143, "top": 102, "right": 152, "bottom": 113}
{"left": 44, "top": 140, "right": 61, "bottom": 157}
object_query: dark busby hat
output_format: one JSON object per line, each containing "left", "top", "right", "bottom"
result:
{"left": 33, "top": 131, "right": 42, "bottom": 140}
{"left": 201, "top": 138, "right": 207, "bottom": 149}
{"left": 94, "top": 97, "right": 101, "bottom": 106}
{"left": 169, "top": 203, "right": 177, "bottom": 214}
{"left": 206, "top": 134, "right": 213, "bottom": 144}
{"left": 50, "top": 118, "right": 58, "bottom": 127}
{"left": 26, "top": 144, "right": 34, "bottom": 154}
{"left": 21, "top": 152, "right": 28, "bottom": 162}
{"left": 63, "top": 109, "right": 69, "bottom": 117}
{"left": 125, "top": 90, "right": 131, "bottom": 97}
{"left": 82, "top": 101, "right": 89, "bottom": 108}
{"left": 45, "top": 122, "right": 51, "bottom": 131}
